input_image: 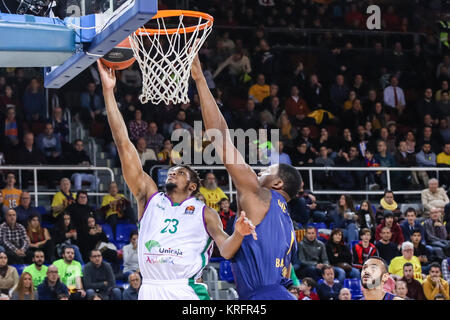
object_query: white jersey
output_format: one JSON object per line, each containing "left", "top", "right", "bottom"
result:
{"left": 138, "top": 192, "right": 214, "bottom": 281}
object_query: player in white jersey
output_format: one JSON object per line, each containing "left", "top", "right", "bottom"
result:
{"left": 97, "top": 61, "right": 257, "bottom": 300}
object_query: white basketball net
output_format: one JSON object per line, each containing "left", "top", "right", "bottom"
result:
{"left": 129, "top": 14, "right": 213, "bottom": 105}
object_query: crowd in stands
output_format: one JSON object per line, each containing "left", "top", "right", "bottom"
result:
{"left": 0, "top": 0, "right": 450, "bottom": 300}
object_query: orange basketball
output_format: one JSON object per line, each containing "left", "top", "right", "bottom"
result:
{"left": 100, "top": 37, "right": 136, "bottom": 70}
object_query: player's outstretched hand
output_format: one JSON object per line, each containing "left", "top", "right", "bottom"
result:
{"left": 235, "top": 211, "right": 257, "bottom": 240}
{"left": 190, "top": 53, "right": 204, "bottom": 82}
{"left": 97, "top": 60, "right": 116, "bottom": 91}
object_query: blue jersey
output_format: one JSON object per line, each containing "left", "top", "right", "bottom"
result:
{"left": 231, "top": 190, "right": 297, "bottom": 300}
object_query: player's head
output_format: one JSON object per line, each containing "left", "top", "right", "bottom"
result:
{"left": 166, "top": 165, "right": 200, "bottom": 196}
{"left": 361, "top": 257, "right": 389, "bottom": 290}
{"left": 257, "top": 164, "right": 302, "bottom": 201}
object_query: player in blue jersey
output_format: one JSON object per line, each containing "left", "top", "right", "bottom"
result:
{"left": 361, "top": 257, "right": 403, "bottom": 300}
{"left": 191, "top": 55, "right": 302, "bottom": 300}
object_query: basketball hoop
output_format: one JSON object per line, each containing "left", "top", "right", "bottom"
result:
{"left": 129, "top": 10, "right": 214, "bottom": 105}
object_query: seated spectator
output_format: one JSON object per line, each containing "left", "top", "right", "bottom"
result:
{"left": 329, "top": 74, "right": 349, "bottom": 116}
{"left": 238, "top": 99, "right": 260, "bottom": 131}
{"left": 100, "top": 182, "right": 135, "bottom": 238}
{"left": 401, "top": 208, "right": 426, "bottom": 243}
{"left": 375, "top": 190, "right": 402, "bottom": 224}
{"left": 422, "top": 262, "right": 449, "bottom": 300}
{"left": 121, "top": 230, "right": 139, "bottom": 280}
{"left": 22, "top": 78, "right": 46, "bottom": 122}
{"left": 277, "top": 111, "right": 298, "bottom": 146}
{"left": 325, "top": 229, "right": 360, "bottom": 283}
{"left": 269, "top": 140, "right": 292, "bottom": 165}
{"left": 0, "top": 85, "right": 21, "bottom": 116}
{"left": 437, "top": 142, "right": 450, "bottom": 187}
{"left": 23, "top": 249, "right": 48, "bottom": 289}
{"left": 0, "top": 107, "right": 23, "bottom": 159}
{"left": 26, "top": 214, "right": 54, "bottom": 263}
{"left": 50, "top": 106, "right": 70, "bottom": 148}
{"left": 375, "top": 225, "right": 400, "bottom": 265}
{"left": 1, "top": 172, "right": 22, "bottom": 214}
{"left": 128, "top": 109, "right": 148, "bottom": 142}
{"left": 383, "top": 75, "right": 406, "bottom": 116}
{"left": 79, "top": 82, "right": 105, "bottom": 126}
{"left": 53, "top": 246, "right": 86, "bottom": 299}
{"left": 421, "top": 178, "right": 449, "bottom": 219}
{"left": 416, "top": 143, "right": 436, "bottom": 187}
{"left": 442, "top": 258, "right": 450, "bottom": 283}
{"left": 199, "top": 172, "right": 228, "bottom": 212}
{"left": 0, "top": 251, "right": 19, "bottom": 299}
{"left": 37, "top": 264, "right": 69, "bottom": 300}
{"left": 14, "top": 192, "right": 40, "bottom": 227}
{"left": 284, "top": 85, "right": 311, "bottom": 127}
{"left": 363, "top": 149, "right": 382, "bottom": 190}
{"left": 416, "top": 127, "right": 440, "bottom": 155}
{"left": 36, "top": 122, "right": 62, "bottom": 164}
{"left": 424, "top": 207, "right": 450, "bottom": 260}
{"left": 51, "top": 212, "right": 84, "bottom": 264}
{"left": 82, "top": 249, "right": 121, "bottom": 300}
{"left": 394, "top": 280, "right": 410, "bottom": 300}
{"left": 67, "top": 140, "right": 99, "bottom": 192}
{"left": 212, "top": 50, "right": 252, "bottom": 85}
{"left": 15, "top": 133, "right": 46, "bottom": 188}
{"left": 66, "top": 191, "right": 96, "bottom": 238}
{"left": 143, "top": 122, "right": 164, "bottom": 154}
{"left": 217, "top": 198, "right": 235, "bottom": 236}
{"left": 328, "top": 195, "right": 359, "bottom": 243}
{"left": 389, "top": 241, "right": 423, "bottom": 283}
{"left": 291, "top": 141, "right": 314, "bottom": 167}
{"left": 375, "top": 209, "right": 404, "bottom": 248}
{"left": 51, "top": 178, "right": 76, "bottom": 220}
{"left": 122, "top": 272, "right": 141, "bottom": 300}
{"left": 157, "top": 139, "right": 182, "bottom": 165}
{"left": 135, "top": 137, "right": 157, "bottom": 172}
{"left": 338, "top": 287, "right": 352, "bottom": 300}
{"left": 410, "top": 229, "right": 433, "bottom": 273}
{"left": 374, "top": 141, "right": 396, "bottom": 189}
{"left": 167, "top": 110, "right": 194, "bottom": 136}
{"left": 248, "top": 74, "right": 270, "bottom": 104}
{"left": 298, "top": 277, "right": 319, "bottom": 300}
{"left": 401, "top": 262, "right": 425, "bottom": 300}
{"left": 355, "top": 200, "right": 376, "bottom": 235}
{"left": 293, "top": 226, "right": 329, "bottom": 281}
{"left": 0, "top": 209, "right": 31, "bottom": 264}
{"left": 316, "top": 265, "right": 342, "bottom": 300}
{"left": 10, "top": 272, "right": 38, "bottom": 300}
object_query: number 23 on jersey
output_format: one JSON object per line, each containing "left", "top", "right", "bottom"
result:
{"left": 161, "top": 218, "right": 179, "bottom": 234}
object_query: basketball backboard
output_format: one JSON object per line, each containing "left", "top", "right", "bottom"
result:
{"left": 0, "top": 0, "right": 157, "bottom": 88}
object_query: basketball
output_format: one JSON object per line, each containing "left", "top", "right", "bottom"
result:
{"left": 100, "top": 37, "right": 135, "bottom": 70}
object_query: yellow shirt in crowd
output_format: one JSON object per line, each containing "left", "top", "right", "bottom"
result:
{"left": 2, "top": 188, "right": 22, "bottom": 209}
{"left": 102, "top": 194, "right": 126, "bottom": 218}
{"left": 51, "top": 191, "right": 76, "bottom": 218}
{"left": 388, "top": 255, "right": 423, "bottom": 283}
{"left": 248, "top": 84, "right": 270, "bottom": 103}
{"left": 437, "top": 152, "right": 450, "bottom": 166}
{"left": 199, "top": 187, "right": 228, "bottom": 212}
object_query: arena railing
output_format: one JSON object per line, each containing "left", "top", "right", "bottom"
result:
{"left": 149, "top": 165, "right": 450, "bottom": 203}
{"left": 0, "top": 165, "right": 115, "bottom": 206}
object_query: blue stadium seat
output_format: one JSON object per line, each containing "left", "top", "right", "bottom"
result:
{"left": 12, "top": 264, "right": 27, "bottom": 276}
{"left": 351, "top": 240, "right": 360, "bottom": 248}
{"left": 219, "top": 260, "right": 234, "bottom": 283}
{"left": 36, "top": 206, "right": 48, "bottom": 216}
{"left": 41, "top": 221, "right": 54, "bottom": 229}
{"left": 329, "top": 223, "right": 335, "bottom": 230}
{"left": 116, "top": 223, "right": 138, "bottom": 243}
{"left": 100, "top": 224, "right": 114, "bottom": 242}
{"left": 307, "top": 222, "right": 327, "bottom": 230}
{"left": 210, "top": 257, "right": 225, "bottom": 263}
{"left": 317, "top": 278, "right": 339, "bottom": 285}
{"left": 344, "top": 278, "right": 363, "bottom": 299}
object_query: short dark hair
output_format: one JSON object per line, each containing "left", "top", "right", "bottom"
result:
{"left": 405, "top": 208, "right": 417, "bottom": 216}
{"left": 33, "top": 249, "right": 44, "bottom": 257}
{"left": 384, "top": 190, "right": 393, "bottom": 196}
{"left": 302, "top": 277, "right": 316, "bottom": 288}
{"left": 306, "top": 226, "right": 316, "bottom": 233}
{"left": 277, "top": 163, "right": 302, "bottom": 200}
{"left": 173, "top": 165, "right": 200, "bottom": 195}
{"left": 76, "top": 190, "right": 88, "bottom": 201}
{"left": 360, "top": 228, "right": 371, "bottom": 237}
{"left": 62, "top": 245, "right": 74, "bottom": 255}
{"left": 403, "top": 262, "right": 413, "bottom": 270}
{"left": 411, "top": 229, "right": 422, "bottom": 236}
{"left": 429, "top": 262, "right": 441, "bottom": 272}
{"left": 321, "top": 264, "right": 334, "bottom": 275}
{"left": 90, "top": 249, "right": 101, "bottom": 257}
{"left": 129, "top": 230, "right": 138, "bottom": 240}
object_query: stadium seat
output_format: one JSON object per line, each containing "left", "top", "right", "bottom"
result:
{"left": 308, "top": 222, "right": 327, "bottom": 230}
{"left": 12, "top": 264, "right": 27, "bottom": 276}
{"left": 351, "top": 240, "right": 360, "bottom": 248}
{"left": 317, "top": 278, "right": 339, "bottom": 285}
{"left": 41, "top": 221, "right": 54, "bottom": 229}
{"left": 219, "top": 260, "right": 234, "bottom": 283}
{"left": 344, "top": 278, "right": 363, "bottom": 299}
{"left": 100, "top": 224, "right": 114, "bottom": 242}
{"left": 115, "top": 223, "right": 138, "bottom": 243}
{"left": 36, "top": 206, "right": 48, "bottom": 216}
{"left": 210, "top": 257, "right": 225, "bottom": 263}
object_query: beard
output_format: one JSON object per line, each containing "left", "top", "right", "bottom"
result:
{"left": 204, "top": 180, "right": 217, "bottom": 190}
{"left": 165, "top": 182, "right": 190, "bottom": 193}
{"left": 362, "top": 276, "right": 382, "bottom": 290}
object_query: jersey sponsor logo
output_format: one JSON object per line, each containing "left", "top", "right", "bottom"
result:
{"left": 156, "top": 203, "right": 166, "bottom": 211}
{"left": 145, "top": 240, "right": 161, "bottom": 252}
{"left": 145, "top": 256, "right": 175, "bottom": 264}
{"left": 157, "top": 247, "right": 183, "bottom": 256}
{"left": 184, "top": 205, "right": 195, "bottom": 215}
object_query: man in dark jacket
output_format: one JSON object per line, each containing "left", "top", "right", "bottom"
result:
{"left": 66, "top": 139, "right": 99, "bottom": 191}
{"left": 37, "top": 265, "right": 69, "bottom": 300}
{"left": 316, "top": 265, "right": 342, "bottom": 300}
{"left": 122, "top": 272, "right": 141, "bottom": 300}
{"left": 82, "top": 249, "right": 121, "bottom": 300}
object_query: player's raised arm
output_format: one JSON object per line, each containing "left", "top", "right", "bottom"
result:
{"left": 190, "top": 54, "right": 260, "bottom": 196}
{"left": 97, "top": 61, "right": 157, "bottom": 219}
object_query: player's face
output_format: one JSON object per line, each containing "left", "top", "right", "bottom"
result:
{"left": 257, "top": 164, "right": 280, "bottom": 189}
{"left": 166, "top": 167, "right": 193, "bottom": 193}
{"left": 361, "top": 259, "right": 387, "bottom": 289}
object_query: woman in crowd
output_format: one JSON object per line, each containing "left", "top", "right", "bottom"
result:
{"left": 355, "top": 200, "right": 376, "bottom": 236}
{"left": 26, "top": 213, "right": 54, "bottom": 263}
{"left": 0, "top": 251, "right": 19, "bottom": 299}
{"left": 10, "top": 272, "right": 37, "bottom": 300}
{"left": 127, "top": 108, "right": 147, "bottom": 143}
{"left": 121, "top": 230, "right": 139, "bottom": 281}
{"left": 51, "top": 212, "right": 83, "bottom": 264}
{"left": 329, "top": 194, "right": 359, "bottom": 243}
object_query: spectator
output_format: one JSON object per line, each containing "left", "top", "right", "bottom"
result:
{"left": 375, "top": 190, "right": 402, "bottom": 224}
{"left": 66, "top": 191, "right": 96, "bottom": 237}
{"left": 51, "top": 212, "right": 84, "bottom": 264}
{"left": 212, "top": 50, "right": 252, "bottom": 85}
{"left": 1, "top": 172, "right": 22, "bottom": 213}
{"left": 284, "top": 85, "right": 311, "bottom": 127}
{"left": 0, "top": 209, "right": 31, "bottom": 264}
{"left": 15, "top": 133, "right": 46, "bottom": 189}
{"left": 121, "top": 230, "right": 139, "bottom": 280}
{"left": 26, "top": 213, "right": 54, "bottom": 263}
{"left": 375, "top": 226, "right": 400, "bottom": 265}
{"left": 199, "top": 172, "right": 228, "bottom": 212}
{"left": 14, "top": 192, "right": 40, "bottom": 227}
{"left": 422, "top": 262, "right": 449, "bottom": 300}
{"left": 122, "top": 272, "right": 141, "bottom": 300}
{"left": 355, "top": 200, "right": 376, "bottom": 234}
{"left": 53, "top": 246, "right": 86, "bottom": 299}
{"left": 401, "top": 208, "right": 426, "bottom": 243}
{"left": 0, "top": 251, "right": 19, "bottom": 299}
{"left": 217, "top": 198, "right": 236, "bottom": 236}
{"left": 442, "top": 258, "right": 450, "bottom": 283}
{"left": 269, "top": 140, "right": 292, "bottom": 165}
{"left": 297, "top": 277, "right": 319, "bottom": 300}
{"left": 325, "top": 229, "right": 360, "bottom": 283}
{"left": 135, "top": 137, "right": 157, "bottom": 172}
{"left": 389, "top": 241, "right": 423, "bottom": 283}
{"left": 416, "top": 88, "right": 438, "bottom": 121}
{"left": 401, "top": 262, "right": 425, "bottom": 300}
{"left": 0, "top": 85, "right": 21, "bottom": 116}
{"left": 144, "top": 122, "right": 164, "bottom": 154}
{"left": 393, "top": 280, "right": 410, "bottom": 300}
{"left": 410, "top": 230, "right": 432, "bottom": 274}
{"left": 294, "top": 226, "right": 330, "bottom": 281}
{"left": 238, "top": 99, "right": 260, "bottom": 131}
{"left": 277, "top": 111, "right": 298, "bottom": 144}
{"left": 417, "top": 126, "right": 440, "bottom": 155}
{"left": 248, "top": 73, "right": 270, "bottom": 104}
{"left": 421, "top": 178, "right": 449, "bottom": 218}
{"left": 328, "top": 194, "right": 359, "bottom": 243}
{"left": 291, "top": 141, "right": 314, "bottom": 167}
{"left": 37, "top": 264, "right": 69, "bottom": 300}
{"left": 100, "top": 182, "right": 134, "bottom": 238}
{"left": 374, "top": 140, "right": 396, "bottom": 189}
{"left": 375, "top": 210, "right": 404, "bottom": 248}
{"left": 167, "top": 110, "right": 194, "bottom": 136}
{"left": 79, "top": 82, "right": 104, "bottom": 126}
{"left": 436, "top": 91, "right": 450, "bottom": 117}
{"left": 0, "top": 107, "right": 23, "bottom": 156}
{"left": 157, "top": 139, "right": 182, "bottom": 165}
{"left": 22, "top": 78, "right": 46, "bottom": 122}
{"left": 329, "top": 74, "right": 349, "bottom": 115}
{"left": 67, "top": 140, "right": 99, "bottom": 192}
{"left": 82, "top": 249, "right": 121, "bottom": 300}
{"left": 424, "top": 207, "right": 450, "bottom": 260}
{"left": 383, "top": 75, "right": 406, "bottom": 116}
{"left": 437, "top": 142, "right": 450, "bottom": 187}
{"left": 22, "top": 249, "right": 47, "bottom": 289}
{"left": 36, "top": 122, "right": 62, "bottom": 164}
{"left": 316, "top": 265, "right": 342, "bottom": 300}
{"left": 50, "top": 106, "right": 69, "bottom": 146}
{"left": 10, "top": 272, "right": 38, "bottom": 300}
{"left": 338, "top": 287, "right": 352, "bottom": 300}
{"left": 51, "top": 178, "right": 76, "bottom": 220}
